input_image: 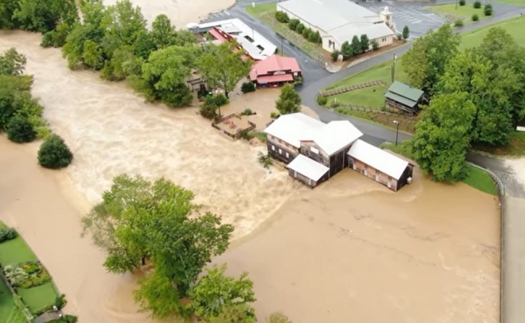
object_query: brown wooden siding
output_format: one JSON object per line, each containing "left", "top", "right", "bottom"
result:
{"left": 288, "top": 168, "right": 329, "bottom": 188}
{"left": 348, "top": 157, "right": 402, "bottom": 191}
{"left": 267, "top": 139, "right": 298, "bottom": 164}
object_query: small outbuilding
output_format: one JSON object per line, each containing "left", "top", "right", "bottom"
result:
{"left": 347, "top": 139, "right": 414, "bottom": 192}
{"left": 384, "top": 81, "right": 424, "bottom": 115}
{"left": 286, "top": 154, "right": 330, "bottom": 188}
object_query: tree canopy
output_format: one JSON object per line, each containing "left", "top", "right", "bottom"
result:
{"left": 197, "top": 42, "right": 252, "bottom": 98}
{"left": 82, "top": 175, "right": 236, "bottom": 319}
{"left": 276, "top": 84, "right": 301, "bottom": 115}
{"left": 401, "top": 24, "right": 460, "bottom": 95}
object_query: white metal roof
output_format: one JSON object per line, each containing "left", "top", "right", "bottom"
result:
{"left": 347, "top": 139, "right": 410, "bottom": 180}
{"left": 191, "top": 18, "right": 277, "bottom": 60}
{"left": 277, "top": 0, "right": 381, "bottom": 33}
{"left": 263, "top": 113, "right": 363, "bottom": 155}
{"left": 329, "top": 22, "right": 394, "bottom": 46}
{"left": 287, "top": 154, "right": 329, "bottom": 181}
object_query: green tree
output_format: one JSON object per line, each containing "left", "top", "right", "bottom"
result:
{"left": 0, "top": 75, "right": 33, "bottom": 131}
{"left": 0, "top": 0, "right": 19, "bottom": 29}
{"left": 0, "top": 48, "right": 26, "bottom": 76}
{"left": 189, "top": 264, "right": 256, "bottom": 320}
{"left": 412, "top": 92, "right": 475, "bottom": 182}
{"left": 197, "top": 42, "right": 252, "bottom": 98}
{"left": 137, "top": 45, "right": 197, "bottom": 107}
{"left": 402, "top": 25, "right": 410, "bottom": 40}
{"left": 82, "top": 175, "right": 234, "bottom": 319}
{"left": 401, "top": 24, "right": 460, "bottom": 95}
{"left": 350, "top": 35, "right": 361, "bottom": 55}
{"left": 7, "top": 114, "right": 36, "bottom": 143}
{"left": 359, "top": 34, "right": 369, "bottom": 52}
{"left": 38, "top": 134, "right": 74, "bottom": 168}
{"left": 210, "top": 305, "right": 257, "bottom": 323}
{"left": 341, "top": 41, "right": 353, "bottom": 59}
{"left": 14, "top": 0, "right": 77, "bottom": 33}
{"left": 151, "top": 14, "right": 178, "bottom": 49}
{"left": 276, "top": 84, "right": 301, "bottom": 114}
{"left": 267, "top": 313, "right": 292, "bottom": 323}
{"left": 134, "top": 30, "right": 156, "bottom": 60}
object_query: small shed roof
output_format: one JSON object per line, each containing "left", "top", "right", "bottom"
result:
{"left": 250, "top": 55, "right": 301, "bottom": 80}
{"left": 347, "top": 139, "right": 410, "bottom": 180}
{"left": 287, "top": 154, "right": 329, "bottom": 181}
{"left": 384, "top": 81, "right": 424, "bottom": 108}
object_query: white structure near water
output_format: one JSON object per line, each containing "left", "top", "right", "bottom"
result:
{"left": 277, "top": 0, "right": 395, "bottom": 53}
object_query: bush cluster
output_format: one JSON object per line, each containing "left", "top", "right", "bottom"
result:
{"left": 0, "top": 227, "right": 18, "bottom": 243}
{"left": 4, "top": 261, "right": 52, "bottom": 289}
{"left": 459, "top": 0, "right": 466, "bottom": 6}
{"left": 240, "top": 108, "right": 255, "bottom": 116}
{"left": 454, "top": 19, "right": 465, "bottom": 27}
{"left": 484, "top": 4, "right": 493, "bottom": 16}
{"left": 274, "top": 13, "right": 322, "bottom": 44}
{"left": 241, "top": 82, "right": 256, "bottom": 93}
{"left": 472, "top": 14, "right": 480, "bottom": 21}
{"left": 38, "top": 134, "right": 74, "bottom": 169}
{"left": 473, "top": 0, "right": 482, "bottom": 8}
{"left": 7, "top": 115, "right": 36, "bottom": 143}
{"left": 199, "top": 94, "right": 229, "bottom": 119}
{"left": 317, "top": 96, "right": 328, "bottom": 106}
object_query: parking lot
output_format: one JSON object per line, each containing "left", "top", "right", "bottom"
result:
{"left": 362, "top": 1, "right": 447, "bottom": 40}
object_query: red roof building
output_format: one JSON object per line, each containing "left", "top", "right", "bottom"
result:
{"left": 249, "top": 55, "right": 302, "bottom": 88}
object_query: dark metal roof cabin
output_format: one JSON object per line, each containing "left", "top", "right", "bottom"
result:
{"left": 384, "top": 81, "right": 424, "bottom": 115}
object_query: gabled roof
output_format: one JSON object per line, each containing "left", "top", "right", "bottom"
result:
{"left": 263, "top": 113, "right": 363, "bottom": 155}
{"left": 250, "top": 55, "right": 301, "bottom": 80}
{"left": 347, "top": 139, "right": 410, "bottom": 180}
{"left": 287, "top": 154, "right": 329, "bottom": 181}
{"left": 329, "top": 22, "right": 394, "bottom": 45}
{"left": 384, "top": 81, "right": 424, "bottom": 108}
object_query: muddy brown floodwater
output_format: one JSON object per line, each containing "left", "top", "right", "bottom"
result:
{"left": 0, "top": 29, "right": 500, "bottom": 323}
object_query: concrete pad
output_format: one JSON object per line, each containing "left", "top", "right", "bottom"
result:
{"left": 501, "top": 196, "right": 525, "bottom": 323}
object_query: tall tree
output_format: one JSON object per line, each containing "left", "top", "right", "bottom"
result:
{"left": 189, "top": 264, "right": 256, "bottom": 320}
{"left": 411, "top": 92, "right": 476, "bottom": 182}
{"left": 401, "top": 24, "right": 460, "bottom": 95}
{"left": 350, "top": 35, "right": 361, "bottom": 55}
{"left": 0, "top": 48, "right": 26, "bottom": 76}
{"left": 151, "top": 14, "right": 179, "bottom": 49}
{"left": 341, "top": 41, "right": 353, "bottom": 59}
{"left": 0, "top": 0, "right": 19, "bottom": 29}
{"left": 82, "top": 175, "right": 234, "bottom": 319}
{"left": 197, "top": 42, "right": 252, "bottom": 98}
{"left": 359, "top": 34, "right": 369, "bottom": 52}
{"left": 276, "top": 84, "right": 301, "bottom": 115}
{"left": 438, "top": 49, "right": 516, "bottom": 146}
{"left": 14, "top": 0, "right": 77, "bottom": 33}
{"left": 402, "top": 25, "right": 410, "bottom": 40}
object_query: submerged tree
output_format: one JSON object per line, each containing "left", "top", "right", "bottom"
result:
{"left": 276, "top": 84, "right": 301, "bottom": 115}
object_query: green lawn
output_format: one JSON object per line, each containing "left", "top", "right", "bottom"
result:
{"left": 327, "top": 85, "right": 388, "bottom": 109}
{"left": 460, "top": 16, "right": 525, "bottom": 49}
{"left": 18, "top": 283, "right": 59, "bottom": 314}
{"left": 0, "top": 238, "right": 38, "bottom": 267}
{"left": 0, "top": 278, "right": 16, "bottom": 322}
{"left": 245, "top": 2, "right": 276, "bottom": 17}
{"left": 494, "top": 0, "right": 525, "bottom": 5}
{"left": 382, "top": 141, "right": 498, "bottom": 195}
{"left": 6, "top": 307, "right": 25, "bottom": 323}
{"left": 428, "top": 3, "right": 489, "bottom": 25}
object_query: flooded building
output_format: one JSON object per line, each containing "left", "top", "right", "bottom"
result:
{"left": 264, "top": 113, "right": 363, "bottom": 187}
{"left": 249, "top": 55, "right": 302, "bottom": 88}
{"left": 348, "top": 139, "right": 414, "bottom": 192}
{"left": 384, "top": 81, "right": 424, "bottom": 115}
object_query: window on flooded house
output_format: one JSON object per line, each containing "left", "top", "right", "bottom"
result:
{"left": 310, "top": 147, "right": 319, "bottom": 155}
{"left": 279, "top": 148, "right": 282, "bottom": 154}
{"left": 272, "top": 145, "right": 275, "bottom": 151}
{"left": 286, "top": 152, "right": 289, "bottom": 158}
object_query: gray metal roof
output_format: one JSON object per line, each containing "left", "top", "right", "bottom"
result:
{"left": 277, "top": 0, "right": 380, "bottom": 33}
{"left": 385, "top": 81, "right": 424, "bottom": 107}
{"left": 329, "top": 22, "right": 394, "bottom": 45}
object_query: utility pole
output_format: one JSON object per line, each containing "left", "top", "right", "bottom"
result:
{"left": 281, "top": 37, "right": 284, "bottom": 55}
{"left": 391, "top": 53, "right": 397, "bottom": 83}
{"left": 393, "top": 120, "right": 399, "bottom": 146}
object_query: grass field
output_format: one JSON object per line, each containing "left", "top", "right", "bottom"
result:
{"left": 327, "top": 85, "right": 388, "bottom": 108}
{"left": 382, "top": 142, "right": 498, "bottom": 195}
{"left": 473, "top": 131, "right": 525, "bottom": 156}
{"left": 428, "top": 3, "right": 489, "bottom": 25}
{"left": 18, "top": 283, "right": 59, "bottom": 314}
{"left": 494, "top": 0, "right": 525, "bottom": 5}
{"left": 0, "top": 226, "right": 60, "bottom": 318}
{"left": 0, "top": 278, "right": 16, "bottom": 322}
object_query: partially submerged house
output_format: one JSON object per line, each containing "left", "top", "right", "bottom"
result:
{"left": 384, "top": 81, "right": 424, "bottom": 115}
{"left": 347, "top": 139, "right": 414, "bottom": 192}
{"left": 263, "top": 113, "right": 414, "bottom": 190}
{"left": 249, "top": 55, "right": 302, "bottom": 88}
{"left": 264, "top": 113, "right": 363, "bottom": 187}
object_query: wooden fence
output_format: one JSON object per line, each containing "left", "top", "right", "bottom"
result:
{"left": 211, "top": 113, "right": 256, "bottom": 139}
{"left": 320, "top": 80, "right": 387, "bottom": 97}
{"left": 333, "top": 104, "right": 418, "bottom": 120}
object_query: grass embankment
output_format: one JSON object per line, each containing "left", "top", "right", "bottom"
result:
{"left": 323, "top": 16, "right": 525, "bottom": 136}
{"left": 494, "top": 0, "right": 525, "bottom": 5}
{"left": 382, "top": 141, "right": 498, "bottom": 195}
{"left": 428, "top": 3, "right": 489, "bottom": 25}
{"left": 0, "top": 224, "right": 60, "bottom": 317}
{"left": 245, "top": 3, "right": 326, "bottom": 62}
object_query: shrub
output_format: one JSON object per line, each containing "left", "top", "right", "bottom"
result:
{"left": 240, "top": 108, "right": 255, "bottom": 116}
{"left": 275, "top": 11, "right": 289, "bottom": 23}
{"left": 258, "top": 152, "right": 273, "bottom": 169}
{"left": 7, "top": 115, "right": 36, "bottom": 143}
{"left": 454, "top": 19, "right": 464, "bottom": 27}
{"left": 38, "top": 134, "right": 74, "bottom": 169}
{"left": 212, "top": 94, "right": 229, "bottom": 107}
{"left": 0, "top": 227, "right": 18, "bottom": 243}
{"left": 484, "top": 5, "right": 493, "bottom": 16}
{"left": 270, "top": 111, "right": 280, "bottom": 119}
{"left": 473, "top": 0, "right": 481, "bottom": 8}
{"left": 329, "top": 100, "right": 340, "bottom": 108}
{"left": 241, "top": 82, "right": 256, "bottom": 93}
{"left": 302, "top": 28, "right": 311, "bottom": 39}
{"left": 267, "top": 312, "right": 292, "bottom": 323}
{"left": 317, "top": 96, "right": 328, "bottom": 106}
{"left": 371, "top": 39, "right": 379, "bottom": 50}
{"left": 54, "top": 294, "right": 67, "bottom": 309}
{"left": 4, "top": 261, "right": 51, "bottom": 288}
{"left": 200, "top": 102, "right": 218, "bottom": 119}
{"left": 296, "top": 23, "right": 305, "bottom": 33}
{"left": 396, "top": 33, "right": 403, "bottom": 40}
{"left": 239, "top": 129, "right": 253, "bottom": 140}
{"left": 459, "top": 0, "right": 466, "bottom": 5}
{"left": 331, "top": 50, "right": 341, "bottom": 62}
{"left": 472, "top": 13, "right": 479, "bottom": 21}
{"left": 288, "top": 19, "right": 299, "bottom": 31}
